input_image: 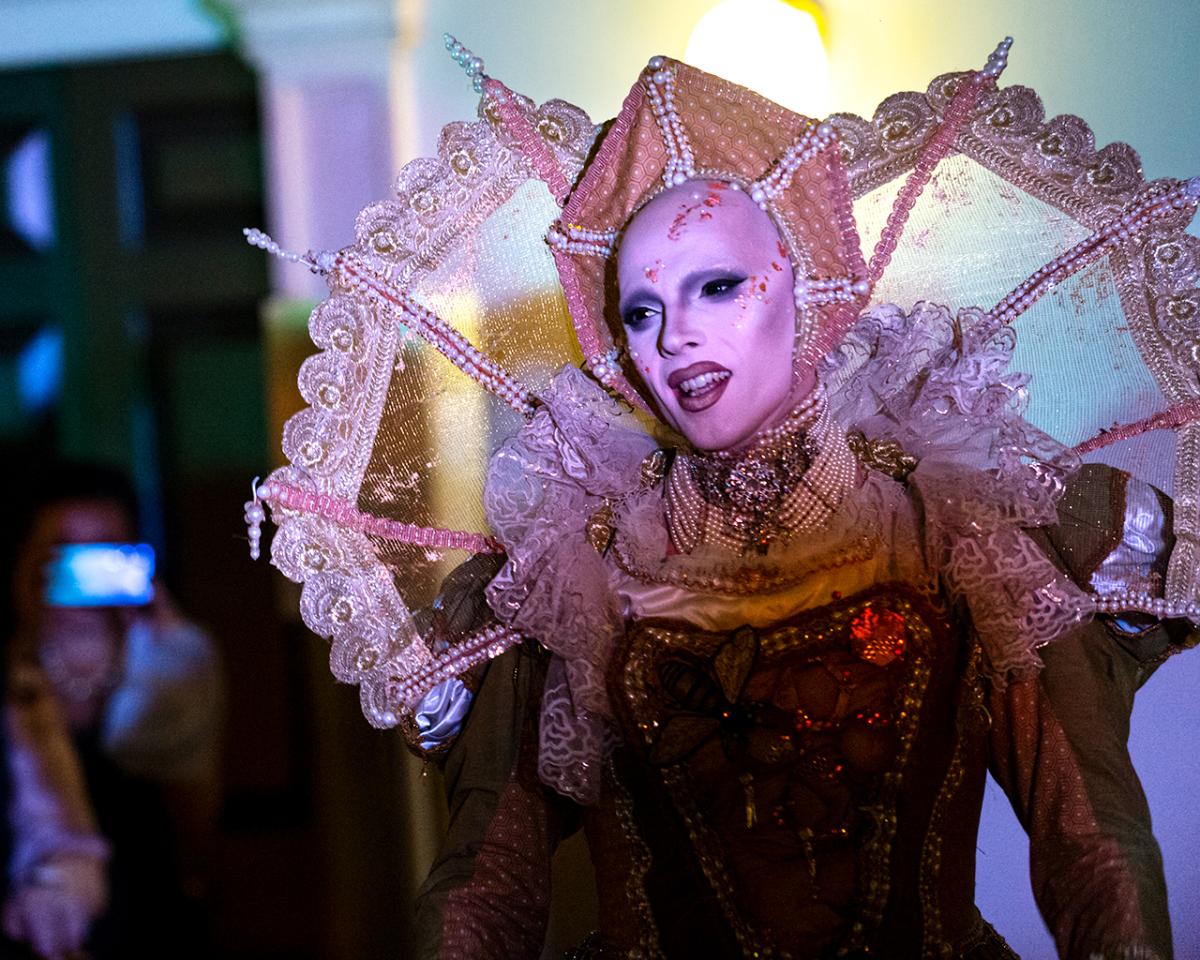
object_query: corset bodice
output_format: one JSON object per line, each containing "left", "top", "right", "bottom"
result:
{"left": 589, "top": 584, "right": 995, "bottom": 958}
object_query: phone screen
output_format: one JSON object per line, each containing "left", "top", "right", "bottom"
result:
{"left": 45, "top": 543, "right": 155, "bottom": 607}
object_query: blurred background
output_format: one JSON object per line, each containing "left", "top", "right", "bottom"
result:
{"left": 0, "top": 0, "right": 1196, "bottom": 957}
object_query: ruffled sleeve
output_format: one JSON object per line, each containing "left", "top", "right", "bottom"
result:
{"left": 824, "top": 301, "right": 1093, "bottom": 684}
{"left": 483, "top": 365, "right": 657, "bottom": 803}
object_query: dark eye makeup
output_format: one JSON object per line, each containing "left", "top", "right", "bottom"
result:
{"left": 700, "top": 275, "right": 747, "bottom": 298}
{"left": 622, "top": 304, "right": 660, "bottom": 330}
{"left": 620, "top": 273, "right": 748, "bottom": 329}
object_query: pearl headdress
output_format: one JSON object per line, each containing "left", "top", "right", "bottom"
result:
{"left": 239, "top": 35, "right": 1200, "bottom": 736}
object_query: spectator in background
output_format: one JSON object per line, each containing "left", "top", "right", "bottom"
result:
{"left": 3, "top": 462, "right": 223, "bottom": 959}
{"left": 3, "top": 655, "right": 109, "bottom": 959}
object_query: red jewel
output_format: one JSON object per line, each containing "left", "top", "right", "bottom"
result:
{"left": 850, "top": 606, "right": 908, "bottom": 667}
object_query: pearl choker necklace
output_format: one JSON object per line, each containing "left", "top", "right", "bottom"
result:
{"left": 665, "top": 385, "right": 860, "bottom": 554}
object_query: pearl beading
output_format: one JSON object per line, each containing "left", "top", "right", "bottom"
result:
{"left": 334, "top": 251, "right": 537, "bottom": 415}
{"left": 613, "top": 521, "right": 879, "bottom": 596}
{"left": 444, "top": 33, "right": 488, "bottom": 94}
{"left": 588, "top": 346, "right": 623, "bottom": 387}
{"left": 988, "top": 176, "right": 1200, "bottom": 327}
{"left": 393, "top": 620, "right": 524, "bottom": 707}
{"left": 546, "top": 221, "right": 618, "bottom": 257}
{"left": 243, "top": 227, "right": 331, "bottom": 273}
{"left": 1092, "top": 590, "right": 1200, "bottom": 624}
{"left": 748, "top": 121, "right": 837, "bottom": 209}
{"left": 244, "top": 477, "right": 266, "bottom": 560}
{"left": 979, "top": 36, "right": 1013, "bottom": 80}
{"left": 244, "top": 230, "right": 537, "bottom": 415}
{"left": 713, "top": 383, "right": 827, "bottom": 458}
{"left": 667, "top": 388, "right": 860, "bottom": 554}
{"left": 644, "top": 57, "right": 697, "bottom": 187}
{"left": 245, "top": 478, "right": 505, "bottom": 559}
{"left": 794, "top": 275, "right": 872, "bottom": 308}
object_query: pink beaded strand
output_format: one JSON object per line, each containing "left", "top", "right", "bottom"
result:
{"left": 483, "top": 78, "right": 573, "bottom": 206}
{"left": 260, "top": 479, "right": 505, "bottom": 555}
{"left": 867, "top": 69, "right": 990, "bottom": 285}
{"left": 1073, "top": 397, "right": 1200, "bottom": 455}
{"left": 393, "top": 621, "right": 524, "bottom": 706}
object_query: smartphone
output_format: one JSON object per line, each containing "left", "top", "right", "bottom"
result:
{"left": 44, "top": 543, "right": 155, "bottom": 607}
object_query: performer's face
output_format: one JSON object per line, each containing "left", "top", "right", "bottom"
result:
{"left": 617, "top": 181, "right": 810, "bottom": 451}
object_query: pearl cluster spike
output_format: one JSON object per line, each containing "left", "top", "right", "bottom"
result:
{"left": 546, "top": 221, "right": 618, "bottom": 257}
{"left": 444, "top": 33, "right": 488, "bottom": 94}
{"left": 749, "top": 121, "right": 837, "bottom": 209}
{"left": 244, "top": 227, "right": 333, "bottom": 275}
{"left": 588, "top": 347, "right": 623, "bottom": 387}
{"left": 331, "top": 250, "right": 537, "bottom": 415}
{"left": 244, "top": 476, "right": 265, "bottom": 560}
{"left": 248, "top": 198, "right": 540, "bottom": 422}
{"left": 644, "top": 57, "right": 697, "bottom": 187}
{"left": 980, "top": 36, "right": 1013, "bottom": 79}
{"left": 988, "top": 177, "right": 1200, "bottom": 327}
{"left": 794, "top": 275, "right": 871, "bottom": 307}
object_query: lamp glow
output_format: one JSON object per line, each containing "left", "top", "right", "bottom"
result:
{"left": 685, "top": 0, "right": 830, "bottom": 117}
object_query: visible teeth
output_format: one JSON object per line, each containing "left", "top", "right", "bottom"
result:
{"left": 678, "top": 370, "right": 730, "bottom": 394}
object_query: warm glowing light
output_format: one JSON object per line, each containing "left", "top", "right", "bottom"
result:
{"left": 685, "top": 0, "right": 830, "bottom": 117}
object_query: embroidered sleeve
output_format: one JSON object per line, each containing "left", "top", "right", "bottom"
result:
{"left": 987, "top": 618, "right": 1171, "bottom": 960}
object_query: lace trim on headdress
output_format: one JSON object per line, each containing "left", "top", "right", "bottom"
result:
{"left": 830, "top": 59, "right": 1200, "bottom": 605}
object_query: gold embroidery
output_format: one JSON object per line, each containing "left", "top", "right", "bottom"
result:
{"left": 846, "top": 430, "right": 919, "bottom": 482}
{"left": 617, "top": 587, "right": 948, "bottom": 955}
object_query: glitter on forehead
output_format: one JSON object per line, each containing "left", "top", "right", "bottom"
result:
{"left": 665, "top": 185, "right": 726, "bottom": 242}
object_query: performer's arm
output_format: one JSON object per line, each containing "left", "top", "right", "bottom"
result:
{"left": 988, "top": 623, "right": 1171, "bottom": 960}
{"left": 988, "top": 464, "right": 1187, "bottom": 960}
{"left": 412, "top": 643, "right": 575, "bottom": 960}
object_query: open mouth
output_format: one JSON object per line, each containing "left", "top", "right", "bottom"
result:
{"left": 677, "top": 370, "right": 731, "bottom": 395}
{"left": 668, "top": 363, "right": 732, "bottom": 412}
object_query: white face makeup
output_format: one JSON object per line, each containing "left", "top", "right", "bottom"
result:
{"left": 616, "top": 180, "right": 813, "bottom": 451}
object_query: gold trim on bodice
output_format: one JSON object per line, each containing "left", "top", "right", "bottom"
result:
{"left": 608, "top": 585, "right": 966, "bottom": 957}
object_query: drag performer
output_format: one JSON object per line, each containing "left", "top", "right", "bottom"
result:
{"left": 244, "top": 36, "right": 1200, "bottom": 959}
